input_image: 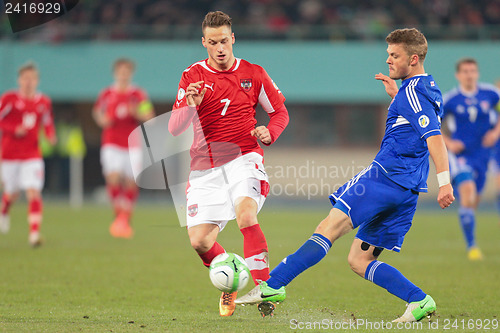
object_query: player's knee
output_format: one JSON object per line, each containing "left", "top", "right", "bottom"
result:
{"left": 189, "top": 236, "right": 212, "bottom": 254}
{"left": 347, "top": 253, "right": 369, "bottom": 277}
{"left": 236, "top": 209, "right": 258, "bottom": 228}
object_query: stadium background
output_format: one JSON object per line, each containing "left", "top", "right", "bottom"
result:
{"left": 1, "top": 0, "right": 500, "bottom": 206}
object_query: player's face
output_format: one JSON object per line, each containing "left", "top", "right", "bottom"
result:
{"left": 114, "top": 64, "right": 134, "bottom": 85}
{"left": 202, "top": 25, "right": 235, "bottom": 71}
{"left": 386, "top": 44, "right": 414, "bottom": 80}
{"left": 17, "top": 69, "right": 39, "bottom": 95}
{"left": 456, "top": 63, "right": 479, "bottom": 91}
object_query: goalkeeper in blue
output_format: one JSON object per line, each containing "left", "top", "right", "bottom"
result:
{"left": 236, "top": 28, "right": 455, "bottom": 323}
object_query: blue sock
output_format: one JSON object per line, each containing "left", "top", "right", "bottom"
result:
{"left": 459, "top": 207, "right": 476, "bottom": 248}
{"left": 267, "top": 233, "right": 332, "bottom": 289}
{"left": 365, "top": 260, "right": 426, "bottom": 303}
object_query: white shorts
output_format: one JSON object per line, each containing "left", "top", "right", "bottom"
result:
{"left": 100, "top": 144, "right": 141, "bottom": 179}
{"left": 1, "top": 159, "right": 45, "bottom": 193}
{"left": 186, "top": 152, "right": 269, "bottom": 231}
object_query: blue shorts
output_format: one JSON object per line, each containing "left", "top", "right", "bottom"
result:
{"left": 493, "top": 142, "right": 500, "bottom": 171}
{"left": 449, "top": 153, "right": 487, "bottom": 194}
{"left": 329, "top": 164, "right": 419, "bottom": 252}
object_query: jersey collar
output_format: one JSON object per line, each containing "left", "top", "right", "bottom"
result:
{"left": 204, "top": 58, "right": 241, "bottom": 73}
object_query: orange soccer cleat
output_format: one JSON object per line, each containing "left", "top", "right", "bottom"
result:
{"left": 219, "top": 292, "right": 237, "bottom": 317}
{"left": 109, "top": 212, "right": 133, "bottom": 239}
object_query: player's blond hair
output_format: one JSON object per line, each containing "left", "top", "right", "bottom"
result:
{"left": 386, "top": 28, "right": 428, "bottom": 63}
{"left": 18, "top": 61, "right": 38, "bottom": 76}
{"left": 113, "top": 58, "right": 135, "bottom": 72}
{"left": 455, "top": 57, "right": 478, "bottom": 72}
{"left": 202, "top": 11, "right": 232, "bottom": 33}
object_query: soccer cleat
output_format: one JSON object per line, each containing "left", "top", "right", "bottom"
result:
{"left": 109, "top": 213, "right": 133, "bottom": 239}
{"left": 467, "top": 246, "right": 483, "bottom": 261}
{"left": 392, "top": 295, "right": 436, "bottom": 323}
{"left": 29, "top": 232, "right": 43, "bottom": 248}
{"left": 234, "top": 281, "right": 286, "bottom": 305}
{"left": 219, "top": 292, "right": 237, "bottom": 316}
{"left": 0, "top": 214, "right": 10, "bottom": 234}
{"left": 258, "top": 301, "right": 276, "bottom": 317}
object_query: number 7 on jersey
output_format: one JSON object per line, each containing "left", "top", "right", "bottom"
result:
{"left": 220, "top": 98, "right": 231, "bottom": 116}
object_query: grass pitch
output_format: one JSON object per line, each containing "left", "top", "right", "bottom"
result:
{"left": 0, "top": 202, "right": 499, "bottom": 332}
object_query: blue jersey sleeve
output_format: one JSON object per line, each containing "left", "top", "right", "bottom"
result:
{"left": 398, "top": 82, "right": 442, "bottom": 140}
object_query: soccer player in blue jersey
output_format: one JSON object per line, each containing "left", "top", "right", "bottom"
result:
{"left": 236, "top": 28, "right": 455, "bottom": 323}
{"left": 442, "top": 58, "right": 500, "bottom": 260}
{"left": 493, "top": 80, "right": 500, "bottom": 223}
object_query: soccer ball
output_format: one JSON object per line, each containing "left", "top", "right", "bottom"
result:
{"left": 209, "top": 253, "right": 251, "bottom": 293}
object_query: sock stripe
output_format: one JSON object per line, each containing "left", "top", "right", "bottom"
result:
{"left": 367, "top": 260, "right": 383, "bottom": 282}
{"left": 309, "top": 235, "right": 330, "bottom": 255}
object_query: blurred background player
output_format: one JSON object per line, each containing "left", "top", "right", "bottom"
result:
{"left": 168, "top": 11, "right": 289, "bottom": 316}
{"left": 236, "top": 28, "right": 454, "bottom": 323}
{"left": 93, "top": 58, "right": 155, "bottom": 238}
{"left": 442, "top": 58, "right": 500, "bottom": 260}
{"left": 494, "top": 79, "right": 500, "bottom": 223}
{"left": 0, "top": 62, "right": 57, "bottom": 247}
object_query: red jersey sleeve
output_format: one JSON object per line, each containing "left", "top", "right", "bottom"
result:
{"left": 41, "top": 96, "right": 56, "bottom": 141}
{"left": 94, "top": 89, "right": 108, "bottom": 111}
{"left": 257, "top": 67, "right": 286, "bottom": 114}
{"left": 0, "top": 93, "right": 18, "bottom": 134}
{"left": 169, "top": 69, "right": 198, "bottom": 136}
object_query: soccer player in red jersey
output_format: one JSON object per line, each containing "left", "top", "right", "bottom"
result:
{"left": 93, "top": 58, "right": 155, "bottom": 238}
{"left": 168, "top": 11, "right": 289, "bottom": 316}
{"left": 0, "top": 62, "right": 57, "bottom": 247}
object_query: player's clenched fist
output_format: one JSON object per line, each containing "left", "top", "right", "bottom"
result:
{"left": 186, "top": 81, "right": 207, "bottom": 107}
{"left": 437, "top": 184, "right": 454, "bottom": 209}
{"left": 251, "top": 126, "right": 271, "bottom": 144}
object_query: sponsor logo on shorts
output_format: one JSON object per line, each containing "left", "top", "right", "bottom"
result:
{"left": 188, "top": 204, "right": 198, "bottom": 217}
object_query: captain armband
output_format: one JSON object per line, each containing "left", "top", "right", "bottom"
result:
{"left": 437, "top": 171, "right": 450, "bottom": 187}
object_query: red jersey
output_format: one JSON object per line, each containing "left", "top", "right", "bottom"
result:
{"left": 94, "top": 85, "right": 149, "bottom": 148}
{"left": 0, "top": 91, "right": 55, "bottom": 160}
{"left": 169, "top": 58, "right": 288, "bottom": 170}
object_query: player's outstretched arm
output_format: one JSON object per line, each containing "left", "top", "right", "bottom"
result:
{"left": 375, "top": 73, "right": 398, "bottom": 99}
{"left": 427, "top": 134, "right": 455, "bottom": 209}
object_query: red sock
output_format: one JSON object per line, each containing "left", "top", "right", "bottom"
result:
{"left": 241, "top": 224, "right": 269, "bottom": 285}
{"left": 106, "top": 184, "right": 121, "bottom": 216}
{"left": 1, "top": 194, "right": 12, "bottom": 215}
{"left": 123, "top": 187, "right": 138, "bottom": 211}
{"left": 199, "top": 242, "right": 225, "bottom": 268}
{"left": 28, "top": 197, "right": 42, "bottom": 233}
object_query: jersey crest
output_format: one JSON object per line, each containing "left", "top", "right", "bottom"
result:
{"left": 240, "top": 79, "right": 252, "bottom": 92}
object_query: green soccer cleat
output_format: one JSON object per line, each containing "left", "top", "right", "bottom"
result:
{"left": 392, "top": 295, "right": 436, "bottom": 323}
{"left": 234, "top": 281, "right": 286, "bottom": 305}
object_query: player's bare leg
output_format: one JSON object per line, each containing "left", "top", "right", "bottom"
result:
{"left": 458, "top": 180, "right": 482, "bottom": 260}
{"left": 105, "top": 172, "right": 122, "bottom": 217}
{"left": 107, "top": 173, "right": 132, "bottom": 238}
{"left": 0, "top": 192, "right": 18, "bottom": 234}
{"left": 26, "top": 189, "right": 43, "bottom": 247}
{"left": 236, "top": 208, "right": 353, "bottom": 310}
{"left": 496, "top": 173, "right": 500, "bottom": 227}
{"left": 188, "top": 223, "right": 234, "bottom": 316}
{"left": 235, "top": 196, "right": 270, "bottom": 284}
{"left": 348, "top": 238, "right": 436, "bottom": 322}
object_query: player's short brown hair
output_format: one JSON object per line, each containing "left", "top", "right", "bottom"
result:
{"left": 18, "top": 61, "right": 38, "bottom": 76}
{"left": 386, "top": 28, "right": 428, "bottom": 62}
{"left": 113, "top": 58, "right": 135, "bottom": 72}
{"left": 202, "top": 11, "right": 232, "bottom": 33}
{"left": 455, "top": 57, "right": 478, "bottom": 72}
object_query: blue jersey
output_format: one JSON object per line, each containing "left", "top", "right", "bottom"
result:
{"left": 443, "top": 83, "right": 500, "bottom": 166}
{"left": 374, "top": 74, "right": 443, "bottom": 193}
